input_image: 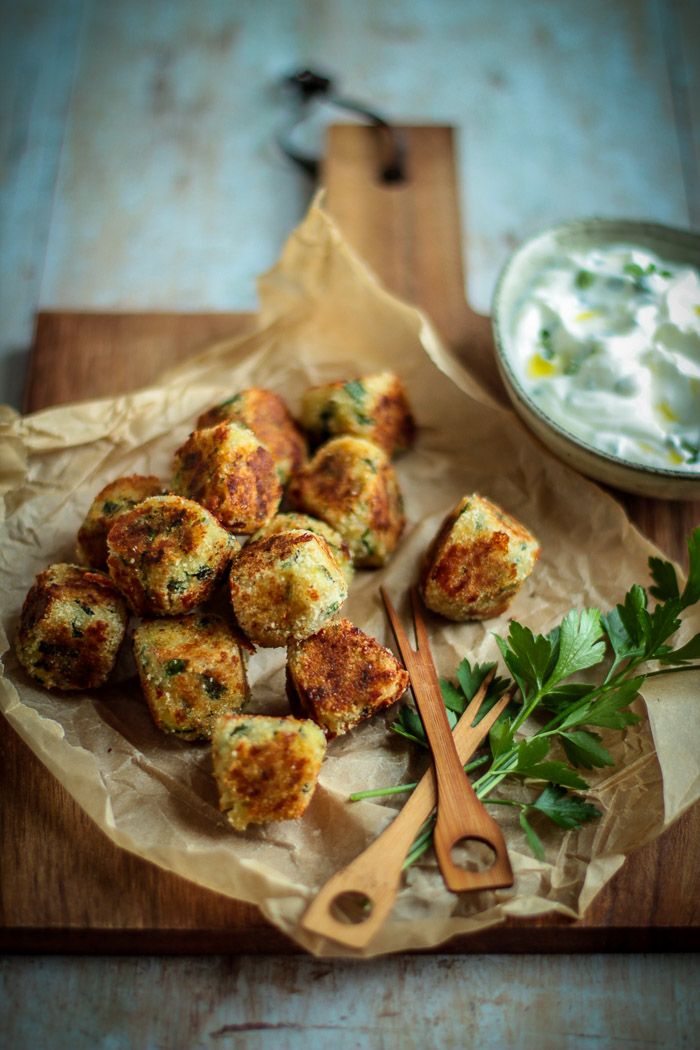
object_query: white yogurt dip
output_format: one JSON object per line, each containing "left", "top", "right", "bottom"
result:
{"left": 508, "top": 244, "right": 700, "bottom": 471}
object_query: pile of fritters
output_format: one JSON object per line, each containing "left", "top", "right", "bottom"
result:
{"left": 15, "top": 371, "right": 540, "bottom": 832}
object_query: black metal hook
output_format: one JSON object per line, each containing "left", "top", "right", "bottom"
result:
{"left": 277, "top": 69, "right": 406, "bottom": 184}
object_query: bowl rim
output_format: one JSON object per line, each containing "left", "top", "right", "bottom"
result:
{"left": 491, "top": 217, "right": 700, "bottom": 483}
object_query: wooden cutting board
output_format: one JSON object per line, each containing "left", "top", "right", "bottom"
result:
{"left": 2, "top": 126, "right": 698, "bottom": 953}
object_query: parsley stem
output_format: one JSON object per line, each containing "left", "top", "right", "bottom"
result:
{"left": 511, "top": 690, "right": 546, "bottom": 733}
{"left": 402, "top": 824, "right": 435, "bottom": 868}
{"left": 349, "top": 782, "right": 417, "bottom": 801}
{"left": 349, "top": 755, "right": 490, "bottom": 803}
{"left": 542, "top": 664, "right": 644, "bottom": 734}
{"left": 640, "top": 664, "right": 700, "bottom": 678}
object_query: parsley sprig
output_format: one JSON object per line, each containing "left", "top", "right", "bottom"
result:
{"left": 351, "top": 528, "right": 700, "bottom": 863}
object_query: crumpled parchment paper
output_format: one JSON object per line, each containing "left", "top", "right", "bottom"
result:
{"left": 1, "top": 200, "right": 698, "bottom": 957}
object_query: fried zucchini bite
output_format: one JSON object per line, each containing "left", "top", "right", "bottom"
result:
{"left": 300, "top": 372, "right": 415, "bottom": 456}
{"left": 287, "top": 436, "right": 405, "bottom": 567}
{"left": 286, "top": 618, "right": 409, "bottom": 739}
{"left": 172, "top": 422, "right": 282, "bottom": 533}
{"left": 77, "top": 474, "right": 166, "bottom": 569}
{"left": 419, "top": 494, "right": 541, "bottom": 620}
{"left": 15, "top": 563, "right": 128, "bottom": 690}
{"left": 133, "top": 613, "right": 248, "bottom": 740}
{"left": 106, "top": 494, "right": 238, "bottom": 616}
{"left": 196, "top": 388, "right": 307, "bottom": 484}
{"left": 212, "top": 713, "right": 326, "bottom": 831}
{"left": 229, "top": 531, "right": 347, "bottom": 648}
{"left": 251, "top": 511, "right": 354, "bottom": 587}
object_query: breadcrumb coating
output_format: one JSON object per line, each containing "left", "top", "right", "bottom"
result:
{"left": 133, "top": 613, "right": 249, "bottom": 740}
{"left": 251, "top": 511, "right": 354, "bottom": 586}
{"left": 15, "top": 563, "right": 128, "bottom": 690}
{"left": 173, "top": 421, "right": 282, "bottom": 533}
{"left": 229, "top": 531, "right": 347, "bottom": 647}
{"left": 300, "top": 372, "right": 415, "bottom": 456}
{"left": 287, "top": 436, "right": 405, "bottom": 567}
{"left": 212, "top": 713, "right": 326, "bottom": 830}
{"left": 419, "top": 493, "right": 540, "bottom": 620}
{"left": 287, "top": 618, "right": 409, "bottom": 738}
{"left": 197, "top": 387, "right": 307, "bottom": 484}
{"left": 77, "top": 474, "right": 165, "bottom": 569}
{"left": 106, "top": 494, "right": 238, "bottom": 616}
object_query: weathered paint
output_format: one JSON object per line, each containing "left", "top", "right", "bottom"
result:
{"left": 1, "top": 952, "right": 699, "bottom": 1049}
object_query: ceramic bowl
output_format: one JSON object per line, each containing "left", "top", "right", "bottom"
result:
{"left": 491, "top": 218, "right": 700, "bottom": 500}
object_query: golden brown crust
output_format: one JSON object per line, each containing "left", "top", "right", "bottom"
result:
{"left": 133, "top": 613, "right": 248, "bottom": 740}
{"left": 197, "top": 388, "right": 307, "bottom": 484}
{"left": 76, "top": 475, "right": 165, "bottom": 568}
{"left": 286, "top": 618, "right": 409, "bottom": 739}
{"left": 300, "top": 373, "right": 415, "bottom": 456}
{"left": 212, "top": 714, "right": 326, "bottom": 830}
{"left": 229, "top": 531, "right": 347, "bottom": 647}
{"left": 251, "top": 512, "right": 354, "bottom": 586}
{"left": 173, "top": 422, "right": 282, "bottom": 533}
{"left": 106, "top": 494, "right": 238, "bottom": 616}
{"left": 286, "top": 436, "right": 405, "bottom": 567}
{"left": 15, "top": 563, "right": 128, "bottom": 690}
{"left": 419, "top": 494, "right": 541, "bottom": 620}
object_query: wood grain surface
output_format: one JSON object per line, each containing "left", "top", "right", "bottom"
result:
{"left": 2, "top": 126, "right": 698, "bottom": 954}
{"left": 24, "top": 312, "right": 256, "bottom": 413}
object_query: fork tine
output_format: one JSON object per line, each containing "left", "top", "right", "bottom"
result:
{"left": 380, "top": 586, "right": 415, "bottom": 660}
{"left": 409, "top": 587, "right": 431, "bottom": 653}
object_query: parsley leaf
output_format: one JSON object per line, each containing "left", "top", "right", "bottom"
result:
{"left": 659, "top": 631, "right": 700, "bottom": 666}
{"left": 516, "top": 759, "right": 590, "bottom": 791}
{"left": 608, "top": 585, "right": 648, "bottom": 653}
{"left": 442, "top": 659, "right": 513, "bottom": 723}
{"left": 560, "top": 730, "right": 614, "bottom": 770}
{"left": 495, "top": 622, "right": 553, "bottom": 697}
{"left": 530, "top": 784, "right": 602, "bottom": 829}
{"left": 648, "top": 555, "right": 680, "bottom": 602}
{"left": 455, "top": 659, "right": 492, "bottom": 705}
{"left": 393, "top": 705, "right": 457, "bottom": 749}
{"left": 440, "top": 678, "right": 466, "bottom": 714}
{"left": 648, "top": 527, "right": 700, "bottom": 612}
{"left": 539, "top": 682, "right": 592, "bottom": 716}
{"left": 490, "top": 718, "right": 514, "bottom": 760}
{"left": 583, "top": 678, "right": 644, "bottom": 729}
{"left": 681, "top": 528, "right": 700, "bottom": 609}
{"left": 546, "top": 608, "right": 606, "bottom": 687}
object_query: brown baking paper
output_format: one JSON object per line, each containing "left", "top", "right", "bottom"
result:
{"left": 1, "top": 200, "right": 699, "bottom": 957}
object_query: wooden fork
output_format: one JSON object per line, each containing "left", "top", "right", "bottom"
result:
{"left": 382, "top": 587, "right": 514, "bottom": 894}
{"left": 300, "top": 654, "right": 515, "bottom": 949}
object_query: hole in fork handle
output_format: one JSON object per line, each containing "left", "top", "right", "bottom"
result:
{"left": 451, "top": 837, "right": 497, "bottom": 873}
{"left": 434, "top": 817, "right": 514, "bottom": 893}
{"left": 330, "top": 891, "right": 374, "bottom": 925}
